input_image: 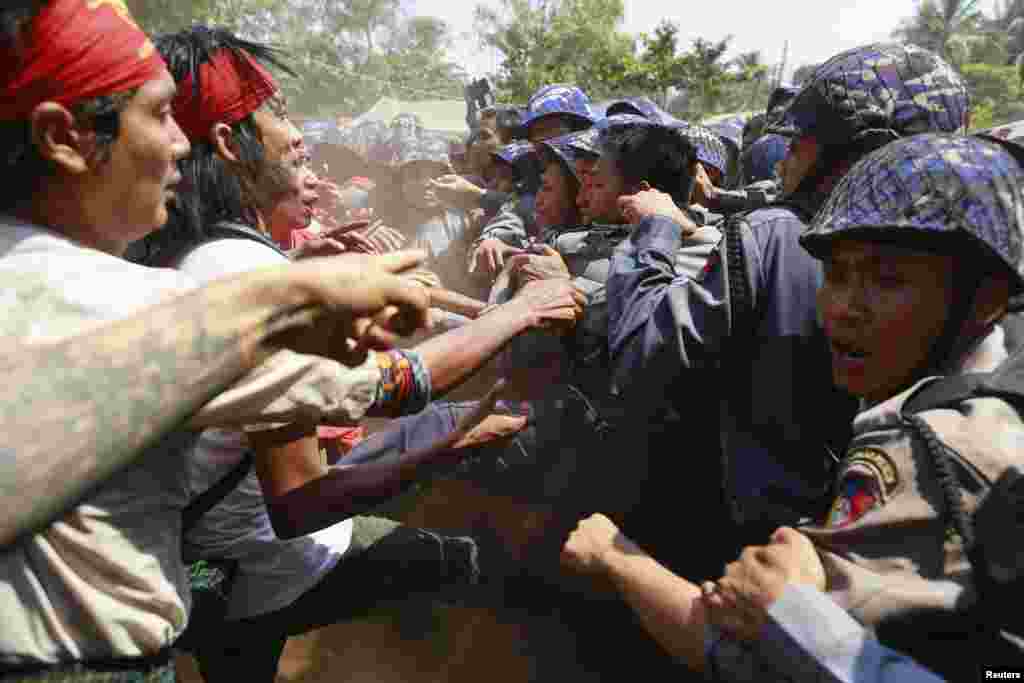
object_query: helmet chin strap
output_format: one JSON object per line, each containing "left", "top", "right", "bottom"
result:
{"left": 916, "top": 266, "right": 987, "bottom": 382}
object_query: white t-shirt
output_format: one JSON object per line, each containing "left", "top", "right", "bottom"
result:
{"left": 0, "top": 218, "right": 198, "bottom": 665}
{"left": 177, "top": 237, "right": 353, "bottom": 620}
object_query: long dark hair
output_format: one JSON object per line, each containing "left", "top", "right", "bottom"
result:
{"left": 128, "top": 26, "right": 295, "bottom": 266}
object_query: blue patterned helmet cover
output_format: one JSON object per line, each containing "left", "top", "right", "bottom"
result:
{"left": 594, "top": 113, "right": 658, "bottom": 132}
{"left": 561, "top": 127, "right": 603, "bottom": 157}
{"left": 803, "top": 133, "right": 1024, "bottom": 288}
{"left": 678, "top": 124, "right": 730, "bottom": 176}
{"left": 493, "top": 140, "right": 536, "bottom": 165}
{"left": 707, "top": 116, "right": 745, "bottom": 150}
{"left": 766, "top": 83, "right": 800, "bottom": 118}
{"left": 538, "top": 133, "right": 585, "bottom": 182}
{"left": 397, "top": 135, "right": 450, "bottom": 167}
{"left": 771, "top": 43, "right": 968, "bottom": 146}
{"left": 604, "top": 97, "right": 671, "bottom": 123}
{"left": 492, "top": 141, "right": 540, "bottom": 181}
{"left": 742, "top": 133, "right": 791, "bottom": 184}
{"left": 523, "top": 84, "right": 595, "bottom": 128}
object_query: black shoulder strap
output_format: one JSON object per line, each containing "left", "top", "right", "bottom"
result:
{"left": 150, "top": 221, "right": 289, "bottom": 269}
{"left": 205, "top": 221, "right": 290, "bottom": 259}
{"left": 903, "top": 333, "right": 1024, "bottom": 415}
{"left": 182, "top": 455, "right": 254, "bottom": 534}
{"left": 721, "top": 213, "right": 756, "bottom": 343}
{"left": 902, "top": 373, "right": 991, "bottom": 415}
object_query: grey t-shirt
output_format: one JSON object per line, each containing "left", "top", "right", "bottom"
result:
{"left": 0, "top": 218, "right": 197, "bottom": 665}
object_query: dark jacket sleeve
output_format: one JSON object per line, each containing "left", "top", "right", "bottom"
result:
{"left": 606, "top": 215, "right": 727, "bottom": 399}
{"left": 480, "top": 190, "right": 512, "bottom": 217}
{"left": 473, "top": 193, "right": 536, "bottom": 250}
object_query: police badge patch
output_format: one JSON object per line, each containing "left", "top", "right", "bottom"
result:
{"left": 825, "top": 447, "right": 901, "bottom": 528}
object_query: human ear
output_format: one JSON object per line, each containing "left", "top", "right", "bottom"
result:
{"left": 211, "top": 122, "right": 241, "bottom": 164}
{"left": 970, "top": 274, "right": 1012, "bottom": 331}
{"left": 30, "top": 103, "right": 90, "bottom": 174}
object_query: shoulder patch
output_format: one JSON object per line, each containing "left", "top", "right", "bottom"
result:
{"left": 699, "top": 248, "right": 721, "bottom": 280}
{"left": 825, "top": 447, "right": 901, "bottom": 528}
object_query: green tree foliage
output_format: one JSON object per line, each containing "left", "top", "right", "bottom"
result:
{"left": 474, "top": 0, "right": 638, "bottom": 102}
{"left": 893, "top": 0, "right": 985, "bottom": 65}
{"left": 961, "top": 62, "right": 1024, "bottom": 128}
{"left": 129, "top": 0, "right": 466, "bottom": 118}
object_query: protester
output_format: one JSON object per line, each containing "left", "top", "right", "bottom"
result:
{"left": 563, "top": 132, "right": 1024, "bottom": 678}
{"left": 0, "top": 3, "right": 438, "bottom": 678}
{"left": 0, "top": 253, "right": 428, "bottom": 550}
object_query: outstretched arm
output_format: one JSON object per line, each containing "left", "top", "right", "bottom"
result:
{"left": 258, "top": 385, "right": 526, "bottom": 538}
{"left": 0, "top": 252, "right": 431, "bottom": 547}
{"left": 561, "top": 513, "right": 710, "bottom": 672}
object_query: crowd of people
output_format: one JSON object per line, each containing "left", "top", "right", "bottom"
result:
{"left": 1, "top": 1, "right": 1024, "bottom": 682}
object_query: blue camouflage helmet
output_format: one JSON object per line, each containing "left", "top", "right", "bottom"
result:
{"left": 707, "top": 117, "right": 745, "bottom": 150}
{"left": 766, "top": 83, "right": 800, "bottom": 119}
{"left": 594, "top": 113, "right": 658, "bottom": 132}
{"left": 561, "top": 127, "right": 602, "bottom": 158}
{"left": 802, "top": 133, "right": 1024, "bottom": 292}
{"left": 522, "top": 84, "right": 595, "bottom": 130}
{"left": 397, "top": 136, "right": 451, "bottom": 168}
{"left": 538, "top": 133, "right": 586, "bottom": 182}
{"left": 492, "top": 141, "right": 541, "bottom": 185}
{"left": 493, "top": 140, "right": 536, "bottom": 165}
{"left": 770, "top": 43, "right": 969, "bottom": 147}
{"left": 741, "top": 133, "right": 791, "bottom": 184}
{"left": 604, "top": 96, "right": 672, "bottom": 123}
{"left": 678, "top": 123, "right": 730, "bottom": 177}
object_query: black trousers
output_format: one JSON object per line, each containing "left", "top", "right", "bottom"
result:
{"left": 184, "top": 517, "right": 477, "bottom": 683}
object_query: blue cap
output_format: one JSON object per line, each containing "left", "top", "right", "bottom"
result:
{"left": 741, "top": 133, "right": 790, "bottom": 184}
{"left": 604, "top": 97, "right": 672, "bottom": 123}
{"left": 522, "top": 84, "right": 595, "bottom": 129}
{"left": 538, "top": 133, "right": 586, "bottom": 182}
{"left": 679, "top": 124, "right": 730, "bottom": 177}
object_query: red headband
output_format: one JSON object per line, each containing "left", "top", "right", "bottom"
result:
{"left": 172, "top": 49, "right": 278, "bottom": 143}
{"left": 0, "top": 0, "right": 166, "bottom": 121}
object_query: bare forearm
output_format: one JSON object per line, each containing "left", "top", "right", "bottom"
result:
{"left": 413, "top": 303, "right": 531, "bottom": 396}
{"left": 599, "top": 539, "right": 710, "bottom": 672}
{"left": 264, "top": 437, "right": 459, "bottom": 538}
{"left": 428, "top": 288, "right": 488, "bottom": 319}
{"left": 0, "top": 269, "right": 316, "bottom": 546}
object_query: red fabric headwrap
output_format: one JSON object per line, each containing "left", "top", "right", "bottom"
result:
{"left": 0, "top": 0, "right": 166, "bottom": 121}
{"left": 172, "top": 49, "right": 278, "bottom": 143}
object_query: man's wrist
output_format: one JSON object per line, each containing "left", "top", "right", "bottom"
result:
{"left": 596, "top": 533, "right": 642, "bottom": 574}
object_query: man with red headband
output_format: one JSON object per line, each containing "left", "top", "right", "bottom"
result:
{"left": 0, "top": 3, "right": 464, "bottom": 681}
{"left": 123, "top": 25, "right": 586, "bottom": 683}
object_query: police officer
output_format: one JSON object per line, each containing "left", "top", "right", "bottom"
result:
{"left": 563, "top": 131, "right": 1024, "bottom": 683}
{"left": 606, "top": 43, "right": 971, "bottom": 558}
{"left": 469, "top": 84, "right": 595, "bottom": 278}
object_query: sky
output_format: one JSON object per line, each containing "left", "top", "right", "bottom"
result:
{"left": 413, "top": 0, "right": 1001, "bottom": 80}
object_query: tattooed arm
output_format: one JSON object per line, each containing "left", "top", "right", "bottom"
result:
{"left": 0, "top": 252, "right": 429, "bottom": 547}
